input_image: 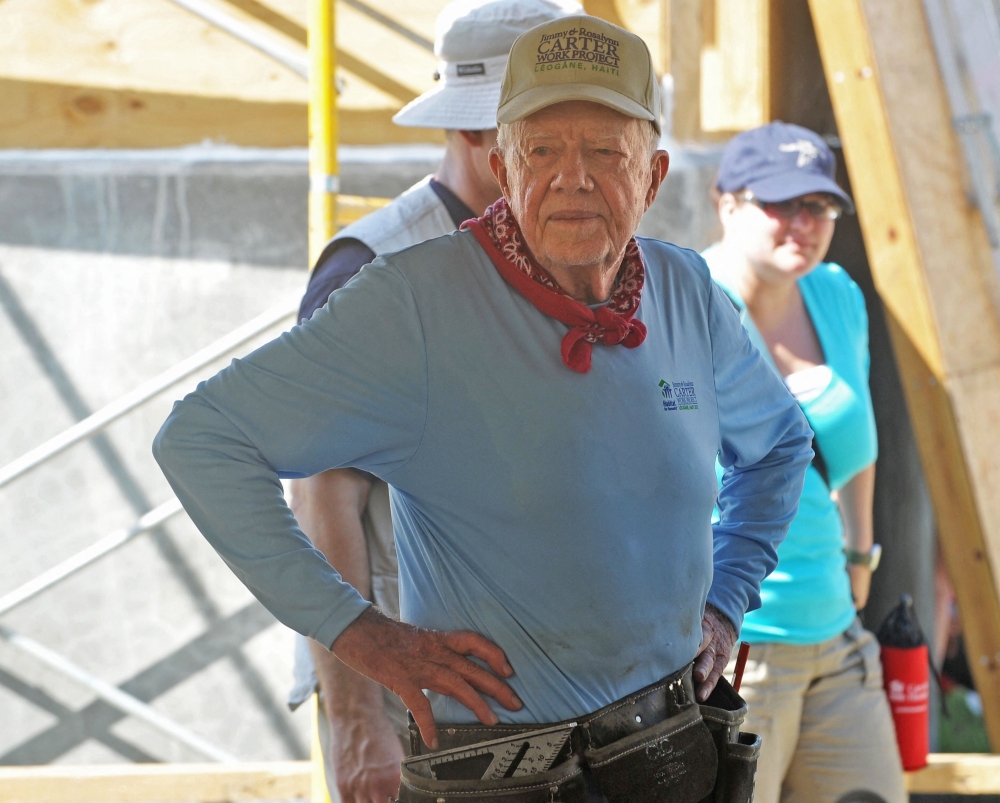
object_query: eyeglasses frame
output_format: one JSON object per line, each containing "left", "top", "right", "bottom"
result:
{"left": 738, "top": 191, "right": 844, "bottom": 221}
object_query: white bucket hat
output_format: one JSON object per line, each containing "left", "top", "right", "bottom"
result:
{"left": 393, "top": 0, "right": 583, "bottom": 130}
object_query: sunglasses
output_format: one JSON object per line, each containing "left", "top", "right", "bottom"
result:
{"left": 739, "top": 191, "right": 844, "bottom": 221}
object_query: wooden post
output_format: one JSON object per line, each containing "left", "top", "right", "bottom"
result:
{"left": 0, "top": 762, "right": 310, "bottom": 803}
{"left": 700, "top": 0, "right": 769, "bottom": 132}
{"left": 808, "top": 0, "right": 1000, "bottom": 747}
{"left": 667, "top": 0, "right": 702, "bottom": 141}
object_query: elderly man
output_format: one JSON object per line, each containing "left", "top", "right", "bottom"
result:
{"left": 287, "top": 3, "right": 580, "bottom": 802}
{"left": 155, "top": 16, "right": 812, "bottom": 803}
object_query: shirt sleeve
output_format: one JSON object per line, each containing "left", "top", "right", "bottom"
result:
{"left": 153, "top": 257, "right": 427, "bottom": 649}
{"left": 299, "top": 238, "right": 377, "bottom": 323}
{"left": 707, "top": 279, "right": 814, "bottom": 632}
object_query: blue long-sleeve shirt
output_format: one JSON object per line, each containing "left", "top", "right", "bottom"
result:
{"left": 154, "top": 231, "right": 812, "bottom": 724}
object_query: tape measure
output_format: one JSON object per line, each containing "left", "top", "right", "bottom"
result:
{"left": 403, "top": 723, "right": 576, "bottom": 782}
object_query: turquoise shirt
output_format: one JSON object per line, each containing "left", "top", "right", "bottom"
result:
{"left": 704, "top": 246, "right": 877, "bottom": 645}
{"left": 154, "top": 232, "right": 813, "bottom": 723}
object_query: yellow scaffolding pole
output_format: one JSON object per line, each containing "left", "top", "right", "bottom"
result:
{"left": 308, "top": 0, "right": 338, "bottom": 270}
{"left": 307, "top": 3, "right": 336, "bottom": 799}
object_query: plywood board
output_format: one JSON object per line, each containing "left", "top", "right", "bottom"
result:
{"left": 906, "top": 753, "right": 1000, "bottom": 794}
{"left": 0, "top": 762, "right": 310, "bottom": 803}
{"left": 0, "top": 78, "right": 442, "bottom": 148}
{"left": 0, "top": 0, "right": 449, "bottom": 147}
{"left": 667, "top": 0, "right": 702, "bottom": 141}
{"left": 700, "top": 0, "right": 769, "bottom": 132}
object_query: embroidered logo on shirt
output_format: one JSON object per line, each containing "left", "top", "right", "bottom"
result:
{"left": 659, "top": 380, "right": 676, "bottom": 411}
{"left": 659, "top": 380, "right": 698, "bottom": 411}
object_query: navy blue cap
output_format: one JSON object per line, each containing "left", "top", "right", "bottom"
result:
{"left": 716, "top": 121, "right": 854, "bottom": 214}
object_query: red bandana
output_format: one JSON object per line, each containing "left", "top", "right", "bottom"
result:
{"left": 462, "top": 199, "right": 647, "bottom": 373}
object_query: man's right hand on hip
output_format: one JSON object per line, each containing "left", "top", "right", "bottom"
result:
{"left": 331, "top": 607, "right": 523, "bottom": 749}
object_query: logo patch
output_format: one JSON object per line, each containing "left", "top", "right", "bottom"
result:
{"left": 659, "top": 380, "right": 698, "bottom": 411}
{"left": 779, "top": 139, "right": 820, "bottom": 168}
{"left": 456, "top": 63, "right": 486, "bottom": 76}
{"left": 534, "top": 26, "right": 620, "bottom": 72}
{"left": 659, "top": 380, "right": 676, "bottom": 411}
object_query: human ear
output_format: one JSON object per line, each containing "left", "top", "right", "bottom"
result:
{"left": 717, "top": 192, "right": 739, "bottom": 222}
{"left": 459, "top": 130, "right": 485, "bottom": 148}
{"left": 644, "top": 150, "right": 671, "bottom": 210}
{"left": 489, "top": 147, "right": 511, "bottom": 200}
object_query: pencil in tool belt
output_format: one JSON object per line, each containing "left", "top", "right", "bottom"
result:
{"left": 732, "top": 642, "right": 751, "bottom": 692}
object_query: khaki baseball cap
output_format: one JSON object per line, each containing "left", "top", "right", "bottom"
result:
{"left": 496, "top": 16, "right": 661, "bottom": 132}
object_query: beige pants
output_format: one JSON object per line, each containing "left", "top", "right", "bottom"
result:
{"left": 729, "top": 618, "right": 906, "bottom": 803}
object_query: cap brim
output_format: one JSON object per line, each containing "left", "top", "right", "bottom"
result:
{"left": 497, "top": 83, "right": 658, "bottom": 133}
{"left": 392, "top": 81, "right": 502, "bottom": 130}
{"left": 748, "top": 171, "right": 855, "bottom": 214}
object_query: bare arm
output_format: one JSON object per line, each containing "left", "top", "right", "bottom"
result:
{"left": 288, "top": 470, "right": 402, "bottom": 803}
{"left": 834, "top": 462, "right": 876, "bottom": 610}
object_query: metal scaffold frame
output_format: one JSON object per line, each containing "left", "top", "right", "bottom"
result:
{"left": 0, "top": 0, "right": 369, "bottom": 768}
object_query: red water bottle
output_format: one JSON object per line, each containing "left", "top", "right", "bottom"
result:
{"left": 876, "top": 594, "right": 930, "bottom": 770}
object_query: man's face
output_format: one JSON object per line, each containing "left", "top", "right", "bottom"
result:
{"left": 721, "top": 192, "right": 836, "bottom": 280}
{"left": 490, "top": 101, "right": 667, "bottom": 274}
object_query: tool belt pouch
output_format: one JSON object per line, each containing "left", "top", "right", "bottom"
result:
{"left": 396, "top": 753, "right": 589, "bottom": 803}
{"left": 584, "top": 705, "right": 718, "bottom": 803}
{"left": 710, "top": 732, "right": 761, "bottom": 803}
{"left": 698, "top": 678, "right": 759, "bottom": 803}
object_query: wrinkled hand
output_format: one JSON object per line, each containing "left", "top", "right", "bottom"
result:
{"left": 329, "top": 710, "right": 404, "bottom": 803}
{"left": 848, "top": 564, "right": 872, "bottom": 610}
{"left": 694, "top": 604, "right": 738, "bottom": 702}
{"left": 332, "top": 608, "right": 522, "bottom": 749}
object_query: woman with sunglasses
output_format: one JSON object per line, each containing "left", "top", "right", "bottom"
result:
{"left": 702, "top": 122, "right": 906, "bottom": 803}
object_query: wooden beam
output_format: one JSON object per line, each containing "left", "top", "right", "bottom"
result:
{"left": 0, "top": 78, "right": 442, "bottom": 148}
{"left": 808, "top": 0, "right": 1000, "bottom": 747}
{"left": 906, "top": 754, "right": 1000, "bottom": 794}
{"left": 221, "top": 0, "right": 309, "bottom": 45}
{"left": 338, "top": 194, "right": 391, "bottom": 226}
{"left": 581, "top": 0, "right": 627, "bottom": 28}
{"left": 0, "top": 762, "right": 311, "bottom": 803}
{"left": 0, "top": 0, "right": 440, "bottom": 147}
{"left": 700, "top": 0, "right": 769, "bottom": 132}
{"left": 214, "top": 1, "right": 419, "bottom": 104}
{"left": 668, "top": 0, "right": 702, "bottom": 140}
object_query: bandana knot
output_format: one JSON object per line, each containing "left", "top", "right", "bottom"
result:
{"left": 462, "top": 199, "right": 647, "bottom": 373}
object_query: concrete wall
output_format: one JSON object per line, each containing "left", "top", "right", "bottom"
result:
{"left": 0, "top": 142, "right": 723, "bottom": 266}
{"left": 0, "top": 143, "right": 722, "bottom": 768}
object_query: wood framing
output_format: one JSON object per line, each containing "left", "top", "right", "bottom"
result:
{"left": 699, "top": 0, "right": 769, "bottom": 132}
{"left": 0, "top": 0, "right": 442, "bottom": 148}
{"left": 666, "top": 0, "right": 703, "bottom": 140}
{"left": 906, "top": 754, "right": 1000, "bottom": 794}
{"left": 0, "top": 762, "right": 311, "bottom": 803}
{"left": 808, "top": 0, "right": 1000, "bottom": 747}
{"left": 0, "top": 78, "right": 441, "bottom": 148}
{"left": 2, "top": 755, "right": 1000, "bottom": 801}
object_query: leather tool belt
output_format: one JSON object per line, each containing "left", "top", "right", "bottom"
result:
{"left": 394, "top": 663, "right": 761, "bottom": 803}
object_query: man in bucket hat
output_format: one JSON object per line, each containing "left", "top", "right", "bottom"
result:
{"left": 156, "top": 15, "right": 813, "bottom": 802}
{"left": 288, "top": 3, "right": 580, "bottom": 803}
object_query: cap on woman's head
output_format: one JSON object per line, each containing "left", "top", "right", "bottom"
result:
{"left": 393, "top": 0, "right": 583, "bottom": 131}
{"left": 716, "top": 122, "right": 854, "bottom": 213}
